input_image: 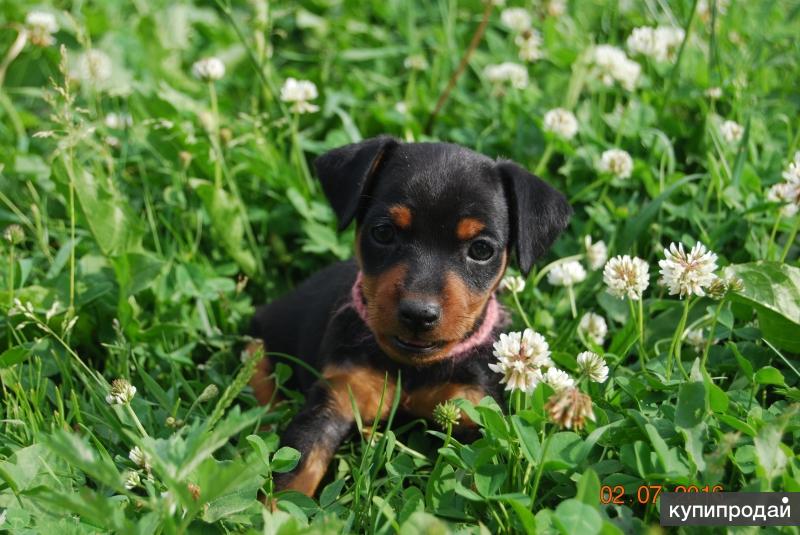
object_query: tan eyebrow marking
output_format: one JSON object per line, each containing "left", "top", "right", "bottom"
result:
{"left": 456, "top": 218, "right": 485, "bottom": 240}
{"left": 388, "top": 205, "right": 412, "bottom": 229}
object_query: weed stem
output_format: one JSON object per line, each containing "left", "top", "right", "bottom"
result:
{"left": 779, "top": 217, "right": 799, "bottom": 262}
{"left": 424, "top": 1, "right": 494, "bottom": 134}
{"left": 701, "top": 299, "right": 724, "bottom": 370}
{"left": 511, "top": 290, "right": 533, "bottom": 329}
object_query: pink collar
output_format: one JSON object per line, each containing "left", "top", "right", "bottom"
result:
{"left": 350, "top": 271, "right": 500, "bottom": 360}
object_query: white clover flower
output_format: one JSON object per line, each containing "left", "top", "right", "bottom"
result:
{"left": 603, "top": 255, "right": 650, "bottom": 300}
{"left": 658, "top": 242, "right": 719, "bottom": 298}
{"left": 782, "top": 151, "right": 800, "bottom": 182}
{"left": 489, "top": 329, "right": 554, "bottom": 392}
{"left": 706, "top": 87, "right": 722, "bottom": 99}
{"left": 657, "top": 26, "right": 685, "bottom": 49}
{"left": 26, "top": 11, "right": 58, "bottom": 33}
{"left": 591, "top": 45, "right": 626, "bottom": 86}
{"left": 613, "top": 57, "right": 641, "bottom": 91}
{"left": 104, "top": 113, "right": 132, "bottom": 129}
{"left": 543, "top": 367, "right": 575, "bottom": 391}
{"left": 684, "top": 328, "right": 706, "bottom": 352}
{"left": 576, "top": 351, "right": 609, "bottom": 383}
{"left": 4, "top": 224, "right": 24, "bottom": 245}
{"left": 403, "top": 54, "right": 428, "bottom": 71}
{"left": 597, "top": 148, "right": 634, "bottom": 179}
{"left": 545, "top": 386, "right": 595, "bottom": 430}
{"left": 768, "top": 183, "right": 800, "bottom": 217}
{"left": 500, "top": 274, "right": 526, "bottom": 293}
{"left": 394, "top": 101, "right": 408, "bottom": 114}
{"left": 578, "top": 312, "right": 608, "bottom": 346}
{"left": 129, "top": 446, "right": 150, "bottom": 470}
{"left": 719, "top": 119, "right": 743, "bottom": 144}
{"left": 73, "top": 49, "right": 113, "bottom": 86}
{"left": 543, "top": 108, "right": 579, "bottom": 139}
{"left": 493, "top": 329, "right": 553, "bottom": 368}
{"left": 515, "top": 31, "right": 544, "bottom": 62}
{"left": 546, "top": 0, "right": 566, "bottom": 17}
{"left": 25, "top": 10, "right": 58, "bottom": 47}
{"left": 124, "top": 470, "right": 141, "bottom": 490}
{"left": 626, "top": 27, "right": 660, "bottom": 58}
{"left": 500, "top": 8, "right": 532, "bottom": 32}
{"left": 766, "top": 152, "right": 800, "bottom": 217}
{"left": 584, "top": 235, "right": 608, "bottom": 270}
{"left": 484, "top": 62, "right": 529, "bottom": 90}
{"left": 280, "top": 77, "right": 320, "bottom": 114}
{"left": 106, "top": 378, "right": 137, "bottom": 405}
{"left": 488, "top": 358, "right": 541, "bottom": 392}
{"left": 626, "top": 26, "right": 684, "bottom": 62}
{"left": 492, "top": 332, "right": 524, "bottom": 363}
{"left": 192, "top": 56, "right": 225, "bottom": 81}
{"left": 590, "top": 45, "right": 641, "bottom": 91}
{"left": 547, "top": 260, "right": 587, "bottom": 286}
{"left": 521, "top": 330, "right": 554, "bottom": 368}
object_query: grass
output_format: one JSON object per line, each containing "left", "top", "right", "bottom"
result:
{"left": 1, "top": 0, "right": 799, "bottom": 533}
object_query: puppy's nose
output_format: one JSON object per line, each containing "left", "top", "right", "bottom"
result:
{"left": 398, "top": 299, "right": 441, "bottom": 332}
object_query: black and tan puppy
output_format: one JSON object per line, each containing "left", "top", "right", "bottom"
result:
{"left": 248, "top": 135, "right": 571, "bottom": 497}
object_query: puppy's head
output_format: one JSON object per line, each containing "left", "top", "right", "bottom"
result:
{"left": 315, "top": 135, "right": 571, "bottom": 366}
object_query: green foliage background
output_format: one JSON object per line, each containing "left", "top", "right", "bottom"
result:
{"left": 0, "top": 0, "right": 799, "bottom": 533}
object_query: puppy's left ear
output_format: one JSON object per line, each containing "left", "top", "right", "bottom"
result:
{"left": 314, "top": 135, "right": 400, "bottom": 230}
{"left": 497, "top": 160, "right": 572, "bottom": 276}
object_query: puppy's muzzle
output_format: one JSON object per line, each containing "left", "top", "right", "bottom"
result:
{"left": 398, "top": 299, "right": 441, "bottom": 332}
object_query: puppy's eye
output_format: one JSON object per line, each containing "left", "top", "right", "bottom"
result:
{"left": 370, "top": 224, "right": 396, "bottom": 244}
{"left": 468, "top": 239, "right": 494, "bottom": 261}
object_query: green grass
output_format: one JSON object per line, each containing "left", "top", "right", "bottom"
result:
{"left": 1, "top": 0, "right": 799, "bottom": 533}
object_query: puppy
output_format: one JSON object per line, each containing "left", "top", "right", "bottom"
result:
{"left": 248, "top": 135, "right": 571, "bottom": 496}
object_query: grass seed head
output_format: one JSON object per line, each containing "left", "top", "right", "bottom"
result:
{"left": 197, "top": 384, "right": 219, "bottom": 403}
{"left": 433, "top": 401, "right": 462, "bottom": 429}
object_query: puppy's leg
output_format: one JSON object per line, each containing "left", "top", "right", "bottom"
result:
{"left": 273, "top": 366, "right": 396, "bottom": 497}
{"left": 271, "top": 382, "right": 351, "bottom": 496}
{"left": 246, "top": 340, "right": 280, "bottom": 406}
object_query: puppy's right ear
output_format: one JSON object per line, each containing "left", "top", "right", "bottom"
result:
{"left": 314, "top": 135, "right": 400, "bottom": 230}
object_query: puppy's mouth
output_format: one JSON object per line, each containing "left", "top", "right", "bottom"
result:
{"left": 391, "top": 336, "right": 445, "bottom": 355}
